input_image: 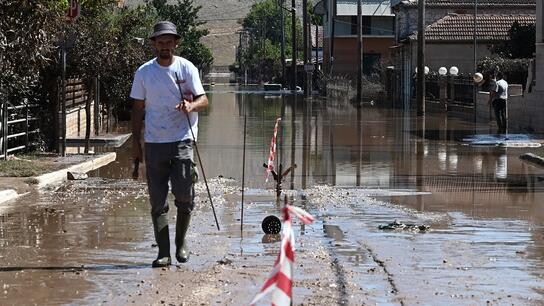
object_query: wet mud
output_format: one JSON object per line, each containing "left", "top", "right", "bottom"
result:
{"left": 1, "top": 85, "right": 544, "bottom": 305}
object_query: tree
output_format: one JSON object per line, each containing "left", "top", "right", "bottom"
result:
{"left": 0, "top": 0, "right": 63, "bottom": 101}
{"left": 149, "top": 0, "right": 213, "bottom": 70}
{"left": 239, "top": 0, "right": 303, "bottom": 83}
{"left": 492, "top": 21, "right": 535, "bottom": 59}
{"left": 0, "top": 1, "right": 64, "bottom": 152}
{"left": 1, "top": 0, "right": 212, "bottom": 153}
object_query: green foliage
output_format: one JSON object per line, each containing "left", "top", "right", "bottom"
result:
{"left": 67, "top": 4, "right": 156, "bottom": 114}
{"left": 0, "top": 0, "right": 63, "bottom": 102}
{"left": 491, "top": 21, "right": 535, "bottom": 59}
{"left": 1, "top": 0, "right": 213, "bottom": 151}
{"left": 478, "top": 56, "right": 529, "bottom": 86}
{"left": 309, "top": 0, "right": 323, "bottom": 25}
{"left": 239, "top": 0, "right": 304, "bottom": 83}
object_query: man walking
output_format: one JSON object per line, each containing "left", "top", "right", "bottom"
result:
{"left": 130, "top": 21, "right": 208, "bottom": 267}
{"left": 489, "top": 72, "right": 508, "bottom": 134}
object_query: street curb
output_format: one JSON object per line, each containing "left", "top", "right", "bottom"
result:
{"left": 35, "top": 152, "right": 117, "bottom": 189}
{"left": 0, "top": 189, "right": 19, "bottom": 204}
{"left": 66, "top": 133, "right": 131, "bottom": 148}
{"left": 519, "top": 153, "right": 544, "bottom": 168}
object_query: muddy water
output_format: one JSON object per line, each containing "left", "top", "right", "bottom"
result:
{"left": 1, "top": 84, "right": 544, "bottom": 305}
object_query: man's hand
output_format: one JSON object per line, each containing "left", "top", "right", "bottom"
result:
{"left": 175, "top": 100, "right": 194, "bottom": 113}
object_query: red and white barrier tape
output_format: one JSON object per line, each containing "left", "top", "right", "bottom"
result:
{"left": 250, "top": 205, "right": 315, "bottom": 306}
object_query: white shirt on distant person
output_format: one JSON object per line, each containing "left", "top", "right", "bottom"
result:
{"left": 494, "top": 79, "right": 508, "bottom": 100}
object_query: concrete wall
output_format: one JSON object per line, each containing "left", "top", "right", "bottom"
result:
{"left": 476, "top": 91, "right": 544, "bottom": 133}
{"left": 409, "top": 43, "right": 492, "bottom": 74}
{"left": 66, "top": 101, "right": 95, "bottom": 138}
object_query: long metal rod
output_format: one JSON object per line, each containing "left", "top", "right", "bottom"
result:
{"left": 61, "top": 47, "right": 67, "bottom": 157}
{"left": 241, "top": 113, "right": 247, "bottom": 237}
{"left": 473, "top": 0, "right": 478, "bottom": 133}
{"left": 303, "top": 0, "right": 309, "bottom": 96}
{"left": 175, "top": 72, "right": 220, "bottom": 231}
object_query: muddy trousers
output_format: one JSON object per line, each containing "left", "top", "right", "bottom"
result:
{"left": 145, "top": 140, "right": 195, "bottom": 217}
{"left": 145, "top": 141, "right": 195, "bottom": 264}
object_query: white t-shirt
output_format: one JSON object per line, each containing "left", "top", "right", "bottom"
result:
{"left": 130, "top": 56, "right": 205, "bottom": 143}
{"left": 494, "top": 79, "right": 508, "bottom": 100}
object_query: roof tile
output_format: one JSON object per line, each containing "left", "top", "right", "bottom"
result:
{"left": 410, "top": 14, "right": 535, "bottom": 42}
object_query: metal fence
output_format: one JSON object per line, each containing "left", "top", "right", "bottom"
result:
{"left": 0, "top": 98, "right": 41, "bottom": 160}
{"left": 425, "top": 75, "right": 441, "bottom": 101}
{"left": 425, "top": 75, "right": 475, "bottom": 108}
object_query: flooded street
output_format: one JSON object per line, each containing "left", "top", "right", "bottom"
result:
{"left": 1, "top": 85, "right": 544, "bottom": 305}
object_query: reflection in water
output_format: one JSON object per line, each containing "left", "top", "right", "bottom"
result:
{"left": 2, "top": 85, "right": 544, "bottom": 304}
{"left": 438, "top": 144, "right": 447, "bottom": 171}
{"left": 177, "top": 86, "right": 544, "bottom": 221}
{"left": 496, "top": 153, "right": 508, "bottom": 180}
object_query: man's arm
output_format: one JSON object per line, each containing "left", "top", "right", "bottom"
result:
{"left": 132, "top": 99, "right": 145, "bottom": 162}
{"left": 176, "top": 94, "right": 209, "bottom": 113}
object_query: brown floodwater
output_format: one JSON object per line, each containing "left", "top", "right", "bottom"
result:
{"left": 1, "top": 84, "right": 544, "bottom": 305}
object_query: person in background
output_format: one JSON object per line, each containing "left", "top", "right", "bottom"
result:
{"left": 489, "top": 71, "right": 508, "bottom": 134}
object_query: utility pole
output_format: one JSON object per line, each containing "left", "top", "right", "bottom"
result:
{"left": 330, "top": 0, "right": 337, "bottom": 75}
{"left": 61, "top": 43, "right": 67, "bottom": 157}
{"left": 303, "top": 0, "right": 310, "bottom": 96}
{"left": 417, "top": 0, "right": 425, "bottom": 115}
{"left": 307, "top": 20, "right": 313, "bottom": 95}
{"left": 291, "top": 0, "right": 297, "bottom": 91}
{"left": 280, "top": 0, "right": 286, "bottom": 88}
{"left": 315, "top": 21, "right": 319, "bottom": 73}
{"left": 473, "top": 0, "right": 478, "bottom": 73}
{"left": 356, "top": 0, "right": 362, "bottom": 104}
{"left": 473, "top": 0, "right": 478, "bottom": 130}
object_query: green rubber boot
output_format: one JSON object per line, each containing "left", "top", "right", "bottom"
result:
{"left": 175, "top": 212, "right": 191, "bottom": 263}
{"left": 152, "top": 213, "right": 171, "bottom": 268}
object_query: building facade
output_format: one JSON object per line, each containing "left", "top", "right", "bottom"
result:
{"left": 321, "top": 0, "right": 396, "bottom": 76}
{"left": 391, "top": 0, "right": 536, "bottom": 108}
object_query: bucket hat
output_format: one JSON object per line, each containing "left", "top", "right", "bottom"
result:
{"left": 149, "top": 21, "right": 181, "bottom": 40}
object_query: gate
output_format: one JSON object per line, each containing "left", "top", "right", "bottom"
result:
{"left": 0, "top": 98, "right": 41, "bottom": 159}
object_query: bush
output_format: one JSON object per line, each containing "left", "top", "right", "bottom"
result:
{"left": 0, "top": 1, "right": 62, "bottom": 103}
{"left": 478, "top": 56, "right": 529, "bottom": 88}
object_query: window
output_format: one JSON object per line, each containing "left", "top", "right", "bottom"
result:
{"left": 350, "top": 16, "right": 393, "bottom": 36}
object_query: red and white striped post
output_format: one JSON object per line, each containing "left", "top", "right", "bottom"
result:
{"left": 265, "top": 118, "right": 282, "bottom": 182}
